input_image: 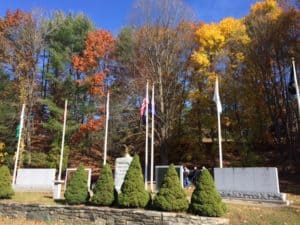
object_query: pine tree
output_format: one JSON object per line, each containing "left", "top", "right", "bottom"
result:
{"left": 189, "top": 168, "right": 226, "bottom": 217}
{"left": 0, "top": 165, "right": 14, "bottom": 199}
{"left": 153, "top": 164, "right": 189, "bottom": 212}
{"left": 91, "top": 164, "right": 115, "bottom": 206}
{"left": 64, "top": 165, "right": 89, "bottom": 205}
{"left": 40, "top": 98, "right": 76, "bottom": 170}
{"left": 118, "top": 154, "right": 149, "bottom": 208}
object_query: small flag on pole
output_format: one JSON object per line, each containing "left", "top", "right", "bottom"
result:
{"left": 213, "top": 76, "right": 222, "bottom": 114}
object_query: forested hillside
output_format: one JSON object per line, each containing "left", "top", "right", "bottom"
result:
{"left": 0, "top": 0, "right": 299, "bottom": 177}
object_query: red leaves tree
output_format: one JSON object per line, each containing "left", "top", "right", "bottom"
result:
{"left": 73, "top": 30, "right": 114, "bottom": 73}
{"left": 72, "top": 30, "right": 114, "bottom": 133}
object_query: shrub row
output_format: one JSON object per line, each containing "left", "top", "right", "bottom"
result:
{"left": 0, "top": 155, "right": 225, "bottom": 217}
{"left": 64, "top": 154, "right": 226, "bottom": 217}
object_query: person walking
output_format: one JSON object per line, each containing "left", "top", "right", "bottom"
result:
{"left": 183, "top": 166, "right": 191, "bottom": 188}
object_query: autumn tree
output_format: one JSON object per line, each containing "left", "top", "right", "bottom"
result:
{"left": 71, "top": 28, "right": 115, "bottom": 162}
{"left": 36, "top": 12, "right": 94, "bottom": 168}
{"left": 115, "top": 0, "right": 196, "bottom": 163}
{"left": 0, "top": 10, "right": 50, "bottom": 167}
{"left": 242, "top": 0, "right": 300, "bottom": 164}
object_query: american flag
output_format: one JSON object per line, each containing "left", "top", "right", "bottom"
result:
{"left": 140, "top": 98, "right": 148, "bottom": 117}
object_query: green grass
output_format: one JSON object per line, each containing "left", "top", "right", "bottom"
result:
{"left": 1, "top": 192, "right": 56, "bottom": 205}
{"left": 226, "top": 203, "right": 300, "bottom": 225}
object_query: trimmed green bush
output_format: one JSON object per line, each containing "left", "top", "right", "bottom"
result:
{"left": 91, "top": 164, "right": 115, "bottom": 206}
{"left": 153, "top": 164, "right": 189, "bottom": 212}
{"left": 0, "top": 165, "right": 14, "bottom": 199}
{"left": 118, "top": 154, "right": 149, "bottom": 208}
{"left": 64, "top": 165, "right": 89, "bottom": 205}
{"left": 189, "top": 168, "right": 226, "bottom": 217}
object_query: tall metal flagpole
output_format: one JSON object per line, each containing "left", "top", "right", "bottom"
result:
{"left": 145, "top": 81, "right": 149, "bottom": 190}
{"left": 12, "top": 103, "right": 25, "bottom": 186}
{"left": 53, "top": 100, "right": 68, "bottom": 199}
{"left": 217, "top": 106, "right": 223, "bottom": 168}
{"left": 150, "top": 83, "right": 155, "bottom": 192}
{"left": 103, "top": 91, "right": 110, "bottom": 165}
{"left": 58, "top": 100, "right": 68, "bottom": 182}
{"left": 214, "top": 76, "right": 223, "bottom": 168}
{"left": 292, "top": 57, "right": 300, "bottom": 116}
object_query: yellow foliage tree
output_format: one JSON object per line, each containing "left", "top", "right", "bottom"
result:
{"left": 250, "top": 0, "right": 282, "bottom": 19}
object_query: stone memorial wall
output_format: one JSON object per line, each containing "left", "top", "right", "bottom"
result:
{"left": 14, "top": 169, "right": 56, "bottom": 192}
{"left": 214, "top": 167, "right": 286, "bottom": 201}
{"left": 0, "top": 202, "right": 229, "bottom": 225}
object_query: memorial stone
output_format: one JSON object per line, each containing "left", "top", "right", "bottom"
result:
{"left": 214, "top": 167, "right": 287, "bottom": 201}
{"left": 15, "top": 168, "right": 56, "bottom": 192}
{"left": 114, "top": 153, "right": 133, "bottom": 192}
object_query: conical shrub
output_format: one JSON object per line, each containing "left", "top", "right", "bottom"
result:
{"left": 118, "top": 154, "right": 149, "bottom": 208}
{"left": 64, "top": 165, "right": 89, "bottom": 205}
{"left": 0, "top": 165, "right": 14, "bottom": 199}
{"left": 91, "top": 164, "right": 115, "bottom": 206}
{"left": 189, "top": 168, "right": 226, "bottom": 217}
{"left": 153, "top": 164, "right": 189, "bottom": 212}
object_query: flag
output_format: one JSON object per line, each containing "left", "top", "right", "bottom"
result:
{"left": 140, "top": 98, "right": 148, "bottom": 124}
{"left": 149, "top": 97, "right": 155, "bottom": 116}
{"left": 16, "top": 124, "right": 20, "bottom": 138}
{"left": 140, "top": 98, "right": 148, "bottom": 117}
{"left": 288, "top": 67, "right": 296, "bottom": 95}
{"left": 213, "top": 76, "right": 222, "bottom": 114}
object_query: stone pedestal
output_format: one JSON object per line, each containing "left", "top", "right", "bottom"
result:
{"left": 53, "top": 180, "right": 64, "bottom": 200}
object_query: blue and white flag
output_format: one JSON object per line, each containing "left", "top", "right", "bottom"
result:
{"left": 213, "top": 76, "right": 222, "bottom": 114}
{"left": 150, "top": 97, "right": 155, "bottom": 116}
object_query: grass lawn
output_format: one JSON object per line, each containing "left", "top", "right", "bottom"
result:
{"left": 227, "top": 203, "right": 300, "bottom": 225}
{"left": 1, "top": 192, "right": 56, "bottom": 205}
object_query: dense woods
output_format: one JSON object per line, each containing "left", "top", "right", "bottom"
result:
{"left": 0, "top": 0, "right": 299, "bottom": 175}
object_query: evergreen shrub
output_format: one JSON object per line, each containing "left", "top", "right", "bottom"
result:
{"left": 64, "top": 165, "right": 89, "bottom": 205}
{"left": 118, "top": 154, "right": 149, "bottom": 208}
{"left": 189, "top": 168, "right": 226, "bottom": 217}
{"left": 153, "top": 164, "right": 189, "bottom": 212}
{"left": 0, "top": 165, "right": 14, "bottom": 199}
{"left": 91, "top": 164, "right": 115, "bottom": 206}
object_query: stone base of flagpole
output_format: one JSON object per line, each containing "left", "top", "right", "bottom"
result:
{"left": 53, "top": 180, "right": 64, "bottom": 200}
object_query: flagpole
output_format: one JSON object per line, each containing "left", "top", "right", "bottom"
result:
{"left": 103, "top": 91, "right": 110, "bottom": 165}
{"left": 53, "top": 100, "right": 68, "bottom": 199}
{"left": 292, "top": 57, "right": 300, "bottom": 116}
{"left": 150, "top": 83, "right": 155, "bottom": 193}
{"left": 12, "top": 103, "right": 25, "bottom": 186}
{"left": 145, "top": 81, "right": 149, "bottom": 190}
{"left": 58, "top": 100, "right": 68, "bottom": 182}
{"left": 214, "top": 76, "right": 223, "bottom": 168}
{"left": 217, "top": 108, "right": 223, "bottom": 168}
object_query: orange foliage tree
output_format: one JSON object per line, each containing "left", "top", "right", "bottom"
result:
{"left": 72, "top": 30, "right": 114, "bottom": 133}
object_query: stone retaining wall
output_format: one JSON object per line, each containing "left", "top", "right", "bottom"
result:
{"left": 0, "top": 202, "right": 229, "bottom": 225}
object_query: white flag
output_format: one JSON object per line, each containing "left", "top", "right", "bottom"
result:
{"left": 213, "top": 76, "right": 222, "bottom": 114}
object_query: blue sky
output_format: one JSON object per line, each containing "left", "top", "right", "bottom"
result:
{"left": 0, "top": 0, "right": 260, "bottom": 34}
